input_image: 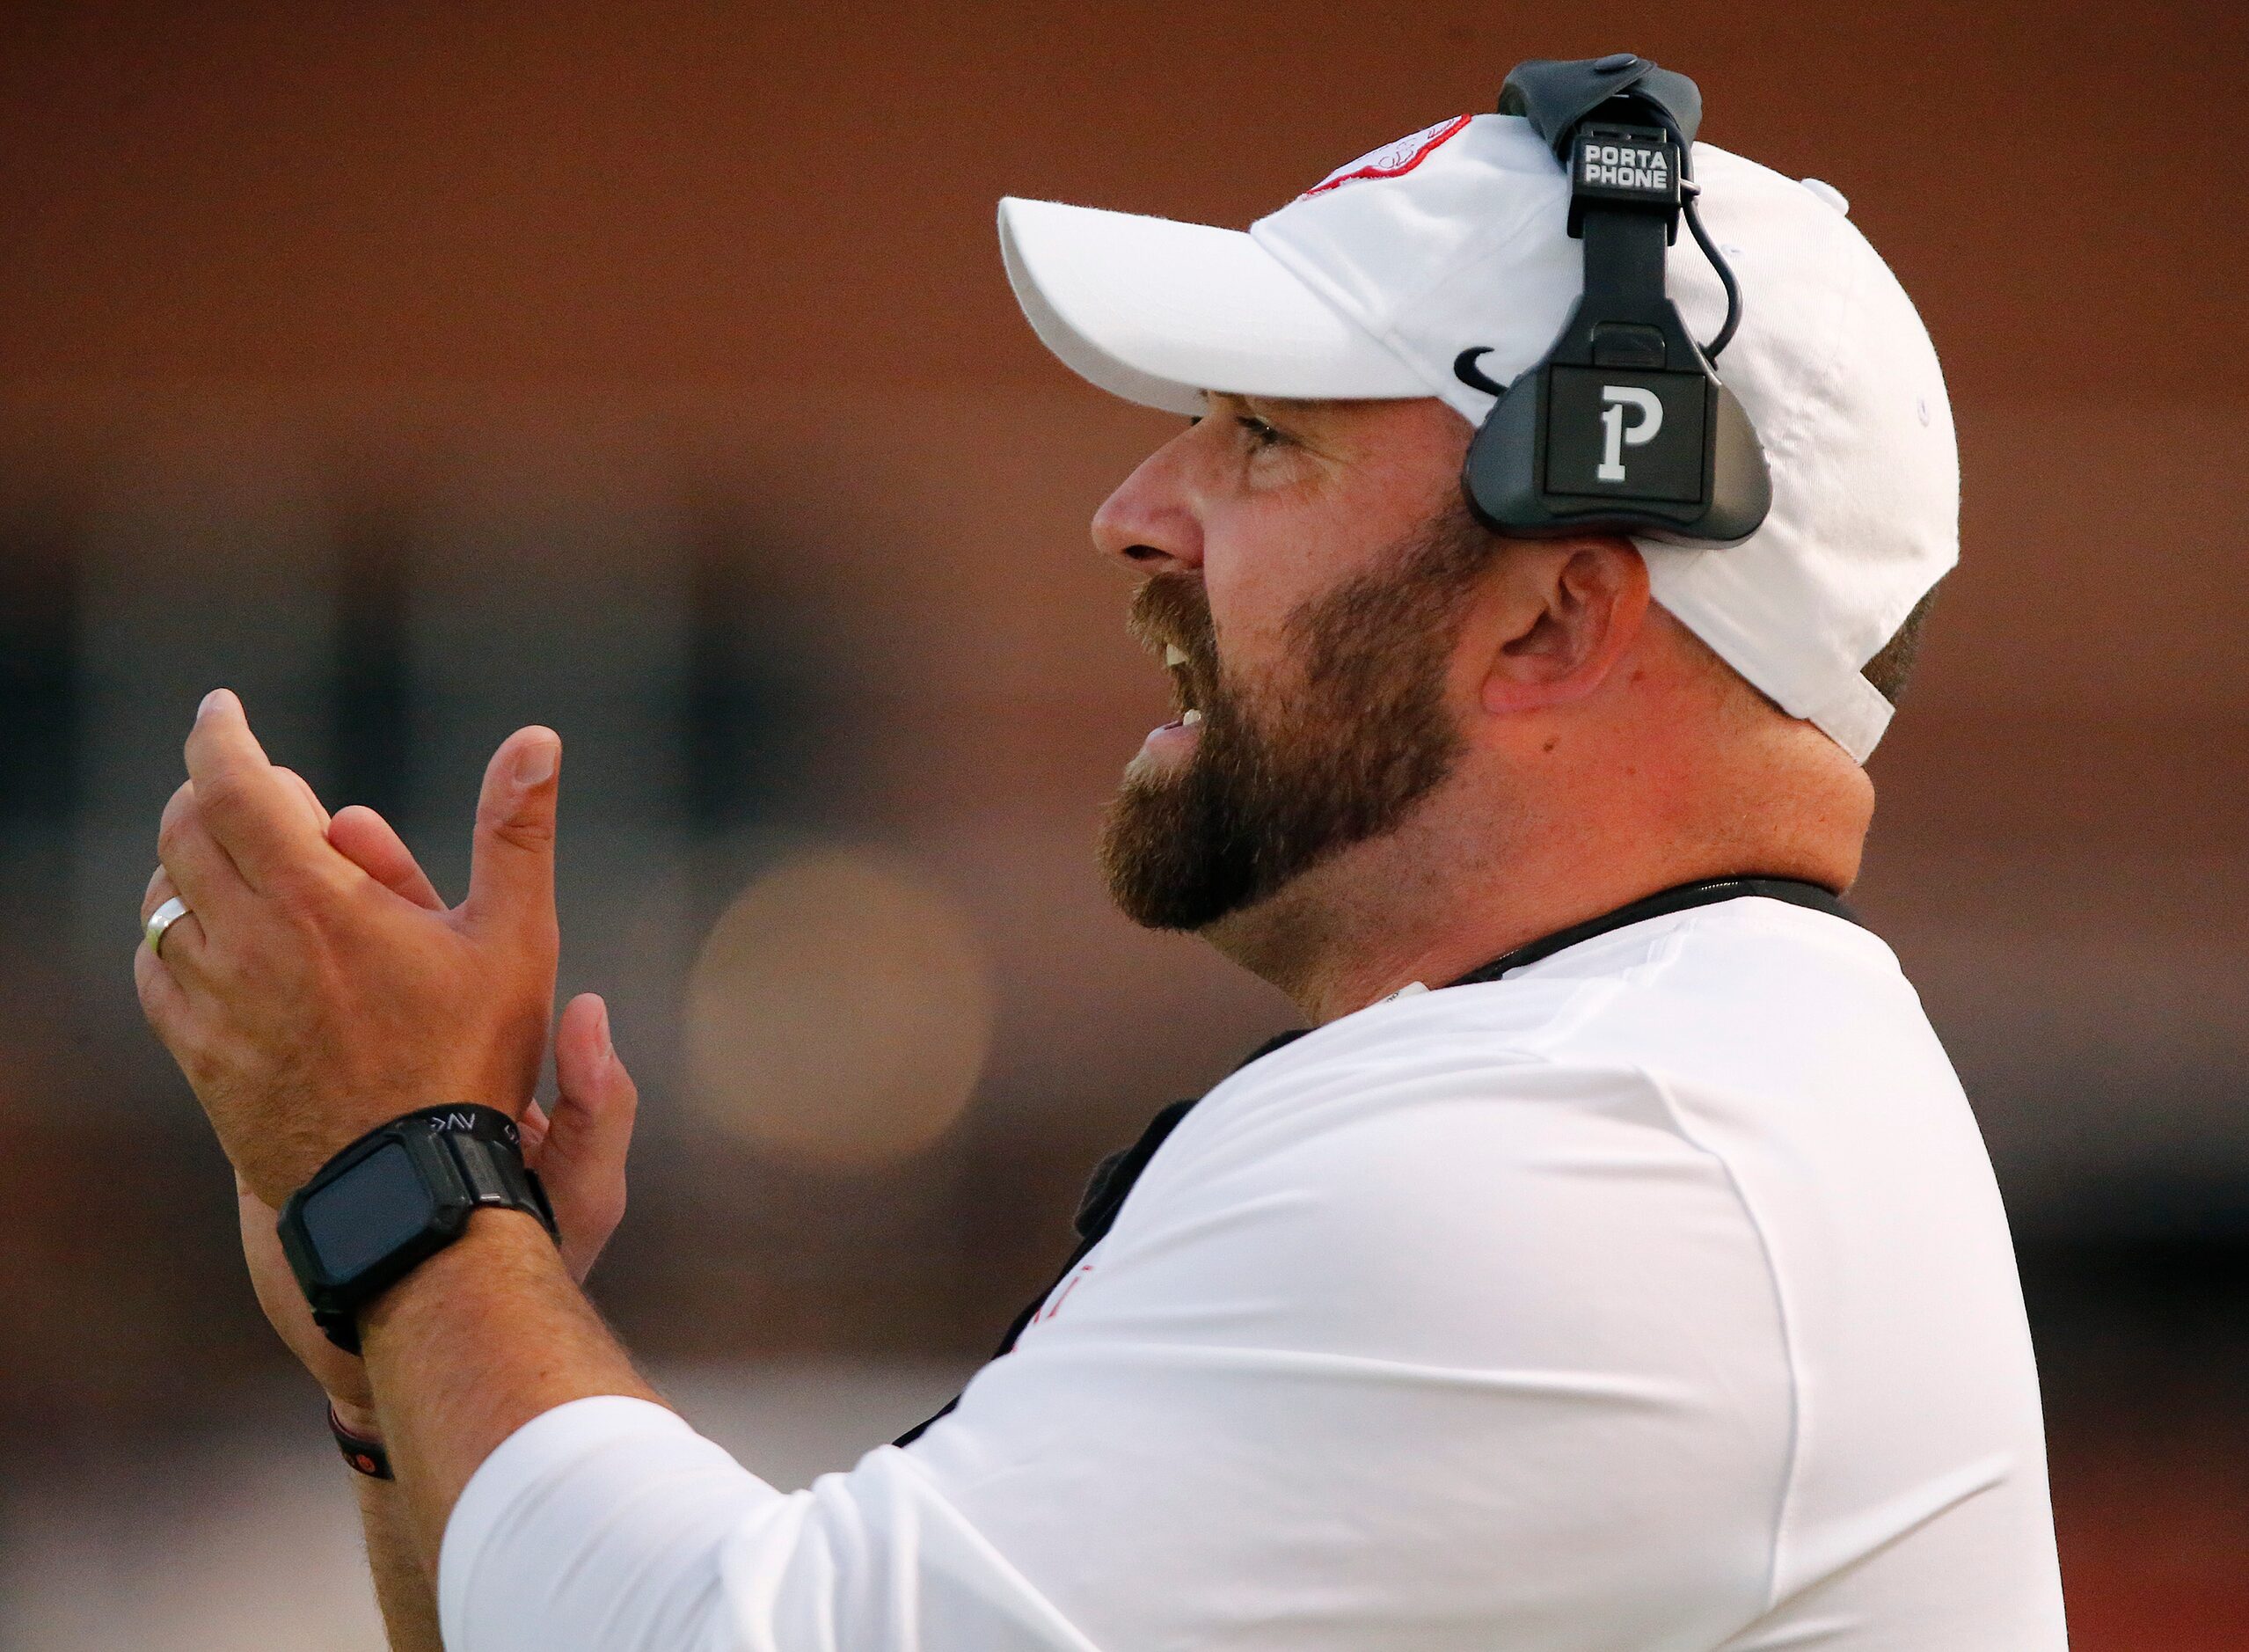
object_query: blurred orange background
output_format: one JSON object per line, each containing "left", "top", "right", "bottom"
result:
{"left": 0, "top": 4, "right": 2242, "bottom": 1646}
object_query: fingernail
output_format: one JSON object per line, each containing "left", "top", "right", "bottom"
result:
{"left": 196, "top": 689, "right": 232, "bottom": 722}
{"left": 596, "top": 998, "right": 614, "bottom": 1060}
{"left": 513, "top": 733, "right": 559, "bottom": 788}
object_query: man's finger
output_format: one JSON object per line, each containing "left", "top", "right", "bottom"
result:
{"left": 542, "top": 992, "right": 637, "bottom": 1281}
{"left": 518, "top": 1099, "right": 552, "bottom": 1157}
{"left": 275, "top": 767, "right": 332, "bottom": 833}
{"left": 464, "top": 726, "right": 561, "bottom": 943}
{"left": 549, "top": 994, "right": 636, "bottom": 1162}
{"left": 134, "top": 932, "right": 193, "bottom": 1030}
{"left": 181, "top": 691, "right": 330, "bottom": 893}
{"left": 136, "top": 888, "right": 208, "bottom": 975}
{"left": 157, "top": 780, "right": 252, "bottom": 927}
{"left": 329, "top": 805, "right": 445, "bottom": 910}
{"left": 142, "top": 863, "right": 177, "bottom": 924}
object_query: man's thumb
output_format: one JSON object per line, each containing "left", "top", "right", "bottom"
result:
{"left": 466, "top": 726, "right": 561, "bottom": 934}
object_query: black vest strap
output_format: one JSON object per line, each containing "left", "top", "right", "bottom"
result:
{"left": 890, "top": 1034, "right": 1307, "bottom": 1447}
{"left": 892, "top": 876, "right": 1855, "bottom": 1446}
{"left": 1448, "top": 874, "right": 1856, "bottom": 986}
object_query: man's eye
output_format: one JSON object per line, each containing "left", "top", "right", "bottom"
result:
{"left": 1236, "top": 414, "right": 1286, "bottom": 450}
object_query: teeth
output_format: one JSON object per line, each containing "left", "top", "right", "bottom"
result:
{"left": 1165, "top": 644, "right": 1188, "bottom": 667}
{"left": 1180, "top": 708, "right": 1203, "bottom": 726}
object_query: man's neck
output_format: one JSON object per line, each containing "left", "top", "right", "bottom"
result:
{"left": 1201, "top": 738, "right": 1871, "bottom": 1025}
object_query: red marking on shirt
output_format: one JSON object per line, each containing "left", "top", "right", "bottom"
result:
{"left": 1034, "top": 1264, "right": 1094, "bottom": 1326}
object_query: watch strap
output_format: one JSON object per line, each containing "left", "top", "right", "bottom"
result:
{"left": 391, "top": 1101, "right": 528, "bottom": 1151}
{"left": 329, "top": 1401, "right": 393, "bottom": 1480}
{"left": 449, "top": 1129, "right": 559, "bottom": 1235}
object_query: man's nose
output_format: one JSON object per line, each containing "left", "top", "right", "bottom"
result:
{"left": 1092, "top": 438, "right": 1205, "bottom": 574}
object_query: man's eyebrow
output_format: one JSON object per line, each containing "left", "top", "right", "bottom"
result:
{"left": 1213, "top": 392, "right": 1325, "bottom": 421}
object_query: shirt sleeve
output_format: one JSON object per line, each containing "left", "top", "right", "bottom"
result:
{"left": 440, "top": 1045, "right": 1796, "bottom": 1652}
{"left": 438, "top": 1397, "right": 1099, "bottom": 1652}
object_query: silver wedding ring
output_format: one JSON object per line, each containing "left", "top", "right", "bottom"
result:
{"left": 144, "top": 895, "right": 193, "bottom": 958}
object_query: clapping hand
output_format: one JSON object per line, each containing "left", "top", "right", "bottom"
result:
{"left": 135, "top": 691, "right": 638, "bottom": 1422}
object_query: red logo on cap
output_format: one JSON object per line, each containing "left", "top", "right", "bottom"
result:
{"left": 1297, "top": 114, "right": 1472, "bottom": 200}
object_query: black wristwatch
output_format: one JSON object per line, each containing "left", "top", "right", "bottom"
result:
{"left": 277, "top": 1105, "right": 559, "bottom": 1354}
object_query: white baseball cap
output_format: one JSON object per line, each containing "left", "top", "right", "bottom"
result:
{"left": 997, "top": 112, "right": 1956, "bottom": 761}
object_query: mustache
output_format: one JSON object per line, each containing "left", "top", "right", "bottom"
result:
{"left": 1126, "top": 571, "right": 1216, "bottom": 664}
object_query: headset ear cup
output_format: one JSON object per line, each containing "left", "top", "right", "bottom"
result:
{"left": 1461, "top": 370, "right": 1548, "bottom": 532}
{"left": 1698, "top": 381, "right": 1773, "bottom": 546}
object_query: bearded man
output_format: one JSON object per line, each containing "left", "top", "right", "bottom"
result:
{"left": 136, "top": 55, "right": 2067, "bottom": 1652}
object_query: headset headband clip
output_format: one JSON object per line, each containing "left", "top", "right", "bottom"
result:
{"left": 1498, "top": 55, "right": 1702, "bottom": 157}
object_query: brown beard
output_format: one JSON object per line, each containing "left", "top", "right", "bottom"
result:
{"left": 1098, "top": 504, "right": 1494, "bottom": 932}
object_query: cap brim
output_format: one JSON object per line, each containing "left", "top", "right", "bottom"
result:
{"left": 998, "top": 196, "right": 1428, "bottom": 415}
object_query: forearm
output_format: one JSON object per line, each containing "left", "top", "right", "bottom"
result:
{"left": 361, "top": 1207, "right": 666, "bottom": 1561}
{"left": 354, "top": 1471, "right": 445, "bottom": 1652}
{"left": 340, "top": 1179, "right": 1062, "bottom": 1652}
{"left": 374, "top": 1213, "right": 1087, "bottom": 1651}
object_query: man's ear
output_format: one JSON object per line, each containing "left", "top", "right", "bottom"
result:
{"left": 1476, "top": 537, "right": 1649, "bottom": 716}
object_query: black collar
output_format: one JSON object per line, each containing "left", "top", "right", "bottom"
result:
{"left": 1218, "top": 875, "right": 1857, "bottom": 1079}
{"left": 1445, "top": 874, "right": 1858, "bottom": 988}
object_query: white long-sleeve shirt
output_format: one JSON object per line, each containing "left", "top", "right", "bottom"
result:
{"left": 438, "top": 895, "right": 2068, "bottom": 1649}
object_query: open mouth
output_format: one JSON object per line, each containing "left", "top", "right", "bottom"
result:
{"left": 1161, "top": 642, "right": 1205, "bottom": 730}
{"left": 1132, "top": 636, "right": 1210, "bottom": 764}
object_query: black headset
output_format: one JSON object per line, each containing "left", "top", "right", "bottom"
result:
{"left": 1460, "top": 54, "right": 1771, "bottom": 546}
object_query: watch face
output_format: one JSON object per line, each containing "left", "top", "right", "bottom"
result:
{"left": 302, "top": 1139, "right": 441, "bottom": 1281}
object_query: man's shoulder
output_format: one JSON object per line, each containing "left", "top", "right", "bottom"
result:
{"left": 1062, "top": 923, "right": 1806, "bottom": 1385}
{"left": 1126, "top": 895, "right": 1967, "bottom": 1259}
{"left": 1207, "top": 895, "right": 1929, "bottom": 1122}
